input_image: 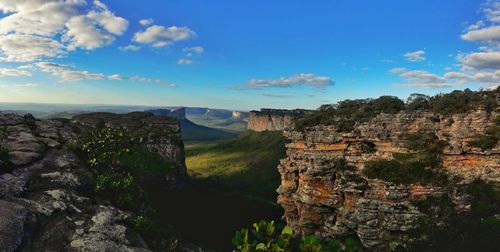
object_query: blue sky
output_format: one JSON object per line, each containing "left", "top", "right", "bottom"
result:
{"left": 0, "top": 0, "right": 498, "bottom": 110}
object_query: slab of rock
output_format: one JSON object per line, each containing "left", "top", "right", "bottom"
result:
{"left": 0, "top": 200, "right": 27, "bottom": 252}
{"left": 8, "top": 151, "right": 40, "bottom": 166}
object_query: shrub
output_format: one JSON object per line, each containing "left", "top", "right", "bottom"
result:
{"left": 468, "top": 116, "right": 499, "bottom": 150}
{"left": 359, "top": 141, "right": 376, "bottom": 153}
{"left": 232, "top": 220, "right": 360, "bottom": 252}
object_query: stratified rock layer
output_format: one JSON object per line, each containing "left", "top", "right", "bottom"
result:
{"left": 247, "top": 109, "right": 310, "bottom": 132}
{"left": 277, "top": 109, "right": 499, "bottom": 250}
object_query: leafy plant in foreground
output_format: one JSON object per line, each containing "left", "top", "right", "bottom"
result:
{"left": 233, "top": 220, "right": 359, "bottom": 252}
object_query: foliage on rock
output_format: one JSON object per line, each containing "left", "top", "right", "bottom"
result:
{"left": 295, "top": 88, "right": 499, "bottom": 131}
{"left": 232, "top": 220, "right": 359, "bottom": 252}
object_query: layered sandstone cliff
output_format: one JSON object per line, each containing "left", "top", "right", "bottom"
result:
{"left": 247, "top": 109, "right": 310, "bottom": 132}
{"left": 277, "top": 109, "right": 499, "bottom": 250}
{"left": 0, "top": 112, "right": 187, "bottom": 251}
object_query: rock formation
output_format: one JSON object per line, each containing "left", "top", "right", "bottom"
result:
{"left": 247, "top": 109, "right": 311, "bottom": 132}
{"left": 277, "top": 109, "right": 499, "bottom": 250}
{"left": 0, "top": 112, "right": 187, "bottom": 252}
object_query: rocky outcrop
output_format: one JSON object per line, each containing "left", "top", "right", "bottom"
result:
{"left": 247, "top": 109, "right": 311, "bottom": 132}
{"left": 277, "top": 109, "right": 499, "bottom": 250}
{"left": 72, "top": 112, "right": 186, "bottom": 176}
{"left": 0, "top": 112, "right": 188, "bottom": 252}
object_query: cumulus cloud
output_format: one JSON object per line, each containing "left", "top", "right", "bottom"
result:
{"left": 459, "top": 51, "right": 500, "bottom": 70}
{"left": 0, "top": 67, "right": 32, "bottom": 77}
{"left": 391, "top": 66, "right": 500, "bottom": 88}
{"left": 461, "top": 0, "right": 500, "bottom": 48}
{"left": 462, "top": 25, "right": 500, "bottom": 42}
{"left": 0, "top": 34, "right": 65, "bottom": 62}
{"left": 139, "top": 18, "right": 154, "bottom": 26}
{"left": 403, "top": 50, "right": 426, "bottom": 62}
{"left": 133, "top": 25, "right": 196, "bottom": 48}
{"left": 390, "top": 68, "right": 458, "bottom": 88}
{"left": 242, "top": 73, "right": 334, "bottom": 89}
{"left": 0, "top": 0, "right": 128, "bottom": 62}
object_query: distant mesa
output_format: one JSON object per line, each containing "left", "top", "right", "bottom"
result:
{"left": 247, "top": 108, "right": 311, "bottom": 132}
{"left": 145, "top": 107, "right": 186, "bottom": 120}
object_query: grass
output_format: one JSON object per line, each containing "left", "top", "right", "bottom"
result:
{"left": 181, "top": 119, "right": 238, "bottom": 144}
{"left": 185, "top": 130, "right": 287, "bottom": 201}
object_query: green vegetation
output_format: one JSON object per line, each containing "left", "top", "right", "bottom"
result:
{"left": 468, "top": 115, "right": 500, "bottom": 150}
{"left": 181, "top": 118, "right": 237, "bottom": 143}
{"left": 363, "top": 131, "right": 449, "bottom": 185}
{"left": 296, "top": 88, "right": 499, "bottom": 132}
{"left": 185, "top": 130, "right": 287, "bottom": 200}
{"left": 76, "top": 127, "right": 178, "bottom": 250}
{"left": 411, "top": 179, "right": 500, "bottom": 251}
{"left": 295, "top": 96, "right": 405, "bottom": 131}
{"left": 358, "top": 141, "right": 376, "bottom": 153}
{"left": 232, "top": 220, "right": 359, "bottom": 252}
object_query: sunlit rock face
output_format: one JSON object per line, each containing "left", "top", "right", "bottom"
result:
{"left": 277, "top": 109, "right": 499, "bottom": 250}
{"left": 247, "top": 109, "right": 311, "bottom": 132}
{"left": 0, "top": 112, "right": 188, "bottom": 252}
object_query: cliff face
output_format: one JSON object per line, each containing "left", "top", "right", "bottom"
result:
{"left": 247, "top": 109, "right": 310, "bottom": 132}
{"left": 72, "top": 112, "right": 186, "bottom": 176}
{"left": 0, "top": 112, "right": 187, "bottom": 251}
{"left": 277, "top": 109, "right": 499, "bottom": 250}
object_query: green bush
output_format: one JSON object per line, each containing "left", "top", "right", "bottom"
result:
{"left": 232, "top": 220, "right": 360, "bottom": 252}
{"left": 77, "top": 127, "right": 178, "bottom": 250}
{"left": 363, "top": 131, "right": 448, "bottom": 185}
{"left": 359, "top": 141, "right": 376, "bottom": 153}
{"left": 295, "top": 88, "right": 499, "bottom": 131}
{"left": 468, "top": 116, "right": 499, "bottom": 150}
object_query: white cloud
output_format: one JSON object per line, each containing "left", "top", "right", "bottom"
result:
{"left": 183, "top": 46, "right": 204, "bottom": 55}
{"left": 0, "top": 0, "right": 128, "bottom": 62}
{"left": 460, "top": 51, "right": 500, "bottom": 70}
{"left": 63, "top": 1, "right": 129, "bottom": 50}
{"left": 36, "top": 62, "right": 105, "bottom": 81}
{"left": 244, "top": 73, "right": 334, "bottom": 89}
{"left": 0, "top": 34, "right": 65, "bottom": 62}
{"left": 389, "top": 67, "right": 408, "bottom": 74}
{"left": 108, "top": 74, "right": 123, "bottom": 80}
{"left": 35, "top": 61, "right": 175, "bottom": 86}
{"left": 390, "top": 68, "right": 458, "bottom": 88}
{"left": 133, "top": 25, "right": 196, "bottom": 48}
{"left": 461, "top": 25, "right": 500, "bottom": 42}
{"left": 403, "top": 50, "right": 426, "bottom": 62}
{"left": 177, "top": 58, "right": 195, "bottom": 65}
{"left": 119, "top": 45, "right": 141, "bottom": 51}
{"left": 0, "top": 68, "right": 32, "bottom": 77}
{"left": 139, "top": 18, "right": 154, "bottom": 26}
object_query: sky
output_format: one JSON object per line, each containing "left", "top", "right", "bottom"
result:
{"left": 0, "top": 0, "right": 498, "bottom": 111}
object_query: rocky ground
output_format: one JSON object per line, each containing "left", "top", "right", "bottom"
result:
{"left": 0, "top": 112, "right": 187, "bottom": 252}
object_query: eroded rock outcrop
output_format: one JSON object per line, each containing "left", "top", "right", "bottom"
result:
{"left": 247, "top": 109, "right": 311, "bottom": 132}
{"left": 277, "top": 109, "right": 499, "bottom": 250}
{"left": 0, "top": 112, "right": 188, "bottom": 252}
{"left": 72, "top": 112, "right": 186, "bottom": 176}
